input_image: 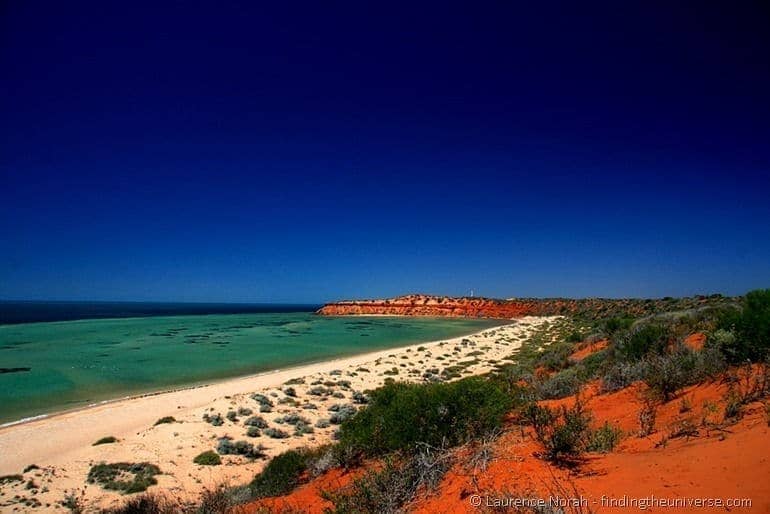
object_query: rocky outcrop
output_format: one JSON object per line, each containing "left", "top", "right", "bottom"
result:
{"left": 317, "top": 294, "right": 736, "bottom": 319}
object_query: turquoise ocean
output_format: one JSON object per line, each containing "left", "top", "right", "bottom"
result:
{"left": 0, "top": 304, "right": 503, "bottom": 424}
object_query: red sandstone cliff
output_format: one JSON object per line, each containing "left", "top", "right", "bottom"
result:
{"left": 316, "top": 294, "right": 573, "bottom": 318}
{"left": 316, "top": 294, "right": 733, "bottom": 319}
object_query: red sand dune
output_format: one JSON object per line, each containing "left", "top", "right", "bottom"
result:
{"left": 569, "top": 339, "right": 609, "bottom": 362}
{"left": 241, "top": 369, "right": 770, "bottom": 513}
{"left": 238, "top": 332, "right": 770, "bottom": 514}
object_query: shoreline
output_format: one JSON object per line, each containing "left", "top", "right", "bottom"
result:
{"left": 0, "top": 316, "right": 558, "bottom": 512}
{"left": 0, "top": 317, "right": 510, "bottom": 429}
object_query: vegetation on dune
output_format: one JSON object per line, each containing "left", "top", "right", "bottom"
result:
{"left": 193, "top": 450, "right": 221, "bottom": 466}
{"left": 525, "top": 401, "right": 594, "bottom": 462}
{"left": 322, "top": 445, "right": 453, "bottom": 514}
{"left": 249, "top": 448, "right": 328, "bottom": 498}
{"left": 86, "top": 462, "right": 161, "bottom": 494}
{"left": 216, "top": 438, "right": 266, "bottom": 459}
{"left": 101, "top": 493, "right": 179, "bottom": 513}
{"left": 716, "top": 289, "right": 770, "bottom": 361}
{"left": 337, "top": 376, "right": 510, "bottom": 459}
{"left": 153, "top": 416, "right": 176, "bottom": 426}
{"left": 93, "top": 436, "right": 118, "bottom": 446}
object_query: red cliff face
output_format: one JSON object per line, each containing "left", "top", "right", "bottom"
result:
{"left": 316, "top": 294, "right": 735, "bottom": 319}
{"left": 316, "top": 294, "right": 572, "bottom": 318}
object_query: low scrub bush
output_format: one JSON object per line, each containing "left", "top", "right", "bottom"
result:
{"left": 586, "top": 422, "right": 623, "bottom": 452}
{"left": 203, "top": 413, "right": 224, "bottom": 426}
{"left": 193, "top": 450, "right": 221, "bottom": 466}
{"left": 535, "top": 367, "right": 581, "bottom": 400}
{"left": 329, "top": 404, "right": 357, "bottom": 424}
{"left": 264, "top": 427, "right": 290, "bottom": 439}
{"left": 323, "top": 445, "right": 452, "bottom": 514}
{"left": 643, "top": 348, "right": 726, "bottom": 402}
{"left": 196, "top": 484, "right": 251, "bottom": 514}
{"left": 616, "top": 323, "right": 670, "bottom": 361}
{"left": 251, "top": 393, "right": 274, "bottom": 411}
{"left": 535, "top": 342, "right": 574, "bottom": 372}
{"left": 525, "top": 401, "right": 592, "bottom": 463}
{"left": 719, "top": 289, "right": 770, "bottom": 362}
{"left": 87, "top": 462, "right": 161, "bottom": 494}
{"left": 249, "top": 450, "right": 307, "bottom": 498}
{"left": 567, "top": 331, "right": 583, "bottom": 343}
{"left": 216, "top": 438, "right": 265, "bottom": 459}
{"left": 244, "top": 416, "right": 268, "bottom": 428}
{"left": 249, "top": 447, "right": 333, "bottom": 499}
{"left": 604, "top": 316, "right": 634, "bottom": 334}
{"left": 274, "top": 413, "right": 310, "bottom": 426}
{"left": 638, "top": 399, "right": 657, "bottom": 437}
{"left": 153, "top": 416, "right": 175, "bottom": 426}
{"left": 338, "top": 377, "right": 510, "bottom": 458}
{"left": 93, "top": 436, "right": 118, "bottom": 446}
{"left": 601, "top": 360, "right": 647, "bottom": 393}
{"left": 102, "top": 492, "right": 178, "bottom": 513}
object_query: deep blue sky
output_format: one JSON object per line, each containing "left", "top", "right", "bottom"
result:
{"left": 1, "top": 2, "right": 769, "bottom": 303}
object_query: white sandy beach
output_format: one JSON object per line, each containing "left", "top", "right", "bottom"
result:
{"left": 0, "top": 316, "right": 559, "bottom": 512}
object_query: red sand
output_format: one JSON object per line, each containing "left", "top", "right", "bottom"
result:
{"left": 237, "top": 468, "right": 362, "bottom": 514}
{"left": 569, "top": 339, "right": 609, "bottom": 362}
{"left": 240, "top": 360, "right": 770, "bottom": 513}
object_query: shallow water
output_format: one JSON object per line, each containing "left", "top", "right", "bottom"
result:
{"left": 0, "top": 312, "right": 503, "bottom": 423}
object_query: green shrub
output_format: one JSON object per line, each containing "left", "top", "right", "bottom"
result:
{"left": 720, "top": 289, "right": 770, "bottom": 362}
{"left": 87, "top": 462, "right": 161, "bottom": 494}
{"left": 249, "top": 449, "right": 319, "bottom": 498}
{"left": 196, "top": 484, "right": 251, "bottom": 514}
{"left": 323, "top": 447, "right": 451, "bottom": 514}
{"left": 601, "top": 360, "right": 648, "bottom": 393}
{"left": 93, "top": 436, "right": 118, "bottom": 446}
{"left": 193, "top": 450, "right": 221, "bottom": 466}
{"left": 586, "top": 422, "right": 623, "bottom": 452}
{"left": 567, "top": 331, "right": 583, "bottom": 343}
{"left": 535, "top": 341, "right": 574, "bottom": 372}
{"left": 0, "top": 474, "right": 23, "bottom": 485}
{"left": 102, "top": 492, "right": 178, "bottom": 513}
{"left": 216, "top": 438, "right": 265, "bottom": 459}
{"left": 153, "top": 416, "right": 176, "bottom": 426}
{"left": 604, "top": 317, "right": 634, "bottom": 334}
{"left": 244, "top": 415, "right": 269, "bottom": 428}
{"left": 643, "top": 348, "right": 726, "bottom": 402}
{"left": 535, "top": 368, "right": 581, "bottom": 400}
{"left": 577, "top": 349, "right": 610, "bottom": 379}
{"left": 525, "top": 401, "right": 592, "bottom": 462}
{"left": 328, "top": 404, "right": 357, "bottom": 424}
{"left": 338, "top": 377, "right": 510, "bottom": 458}
{"left": 617, "top": 323, "right": 669, "bottom": 361}
{"left": 264, "top": 427, "right": 290, "bottom": 439}
{"left": 203, "top": 413, "right": 223, "bottom": 426}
